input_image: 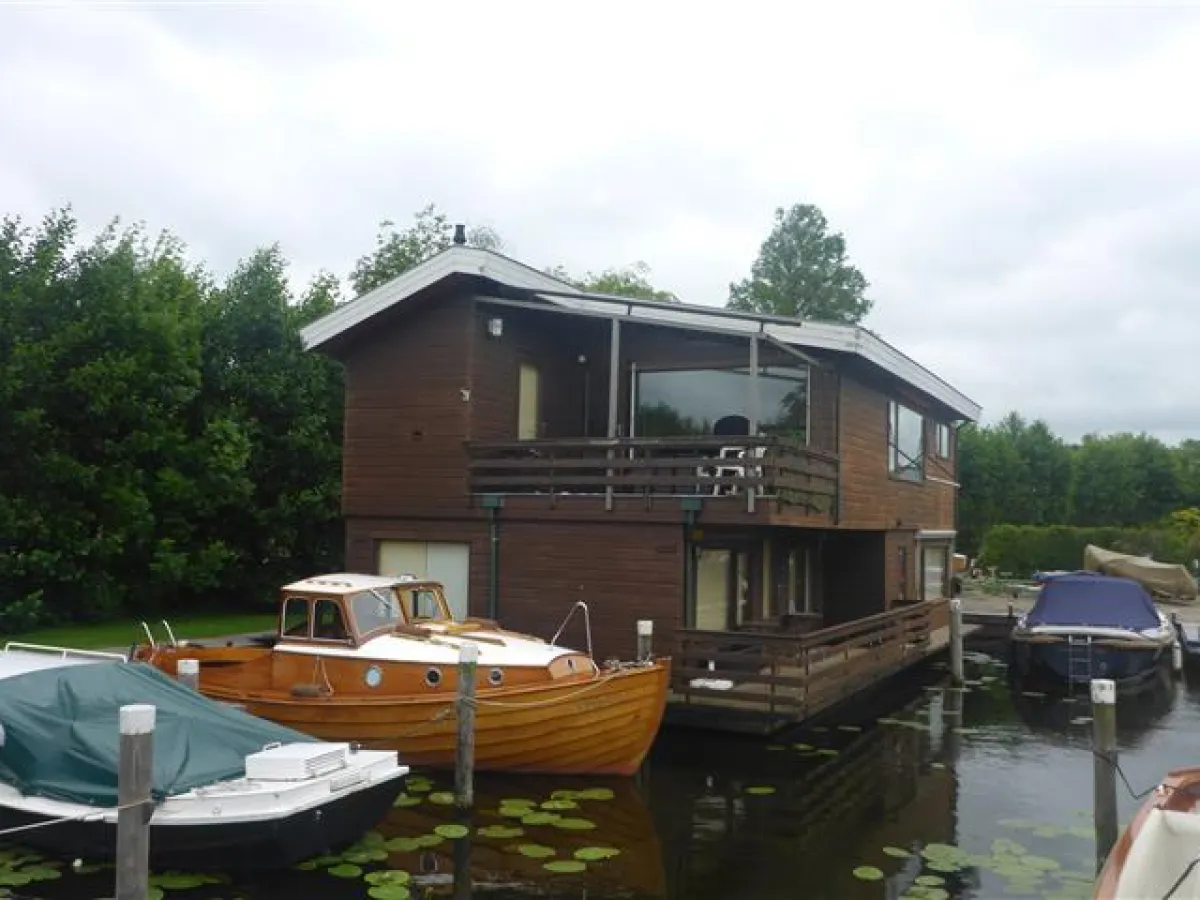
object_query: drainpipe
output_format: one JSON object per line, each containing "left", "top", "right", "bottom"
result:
{"left": 682, "top": 497, "right": 703, "bottom": 626}
{"left": 481, "top": 494, "right": 504, "bottom": 620}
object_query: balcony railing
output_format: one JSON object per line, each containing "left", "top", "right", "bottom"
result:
{"left": 465, "top": 436, "right": 838, "bottom": 515}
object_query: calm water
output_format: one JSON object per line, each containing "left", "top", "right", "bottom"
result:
{"left": 15, "top": 644, "right": 1200, "bottom": 899}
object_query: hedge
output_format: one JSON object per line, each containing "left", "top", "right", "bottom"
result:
{"left": 978, "top": 524, "right": 1199, "bottom": 578}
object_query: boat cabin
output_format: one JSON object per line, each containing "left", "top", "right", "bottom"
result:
{"left": 276, "top": 573, "right": 503, "bottom": 648}
{"left": 299, "top": 242, "right": 981, "bottom": 700}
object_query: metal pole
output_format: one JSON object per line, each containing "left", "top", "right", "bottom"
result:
{"left": 637, "top": 619, "right": 654, "bottom": 663}
{"left": 176, "top": 658, "right": 199, "bottom": 691}
{"left": 455, "top": 643, "right": 479, "bottom": 809}
{"left": 949, "top": 597, "right": 964, "bottom": 684}
{"left": 1091, "top": 678, "right": 1118, "bottom": 873}
{"left": 606, "top": 317, "right": 621, "bottom": 512}
{"left": 746, "top": 335, "right": 759, "bottom": 513}
{"left": 116, "top": 704, "right": 155, "bottom": 900}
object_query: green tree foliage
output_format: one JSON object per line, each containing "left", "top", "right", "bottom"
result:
{"left": 727, "top": 203, "right": 871, "bottom": 323}
{"left": 350, "top": 204, "right": 503, "bottom": 297}
{"left": 545, "top": 260, "right": 679, "bottom": 303}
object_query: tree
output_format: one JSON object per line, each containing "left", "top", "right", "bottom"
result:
{"left": 546, "top": 261, "right": 678, "bottom": 303}
{"left": 350, "top": 204, "right": 503, "bottom": 297}
{"left": 727, "top": 203, "right": 871, "bottom": 323}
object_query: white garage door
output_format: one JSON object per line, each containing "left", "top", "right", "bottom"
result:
{"left": 377, "top": 541, "right": 471, "bottom": 620}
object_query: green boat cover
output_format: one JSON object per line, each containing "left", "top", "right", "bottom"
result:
{"left": 0, "top": 661, "right": 314, "bottom": 807}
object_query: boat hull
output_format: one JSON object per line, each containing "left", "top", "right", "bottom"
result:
{"left": 1010, "top": 635, "right": 1170, "bottom": 686}
{"left": 0, "top": 775, "right": 402, "bottom": 871}
{"left": 148, "top": 654, "right": 671, "bottom": 777}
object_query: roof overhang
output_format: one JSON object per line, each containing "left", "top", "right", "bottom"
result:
{"left": 300, "top": 245, "right": 982, "bottom": 422}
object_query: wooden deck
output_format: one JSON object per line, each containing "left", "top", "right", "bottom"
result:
{"left": 666, "top": 600, "right": 950, "bottom": 734}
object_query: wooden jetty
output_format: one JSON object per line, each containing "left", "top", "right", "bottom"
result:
{"left": 666, "top": 599, "right": 950, "bottom": 734}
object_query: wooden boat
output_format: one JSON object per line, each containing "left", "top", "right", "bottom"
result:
{"left": 132, "top": 573, "right": 670, "bottom": 777}
{"left": 1009, "top": 572, "right": 1175, "bottom": 687}
{"left": 0, "top": 643, "right": 408, "bottom": 870}
{"left": 1094, "top": 767, "right": 1200, "bottom": 898}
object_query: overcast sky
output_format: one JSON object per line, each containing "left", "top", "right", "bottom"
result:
{"left": 2, "top": 1, "right": 1197, "bottom": 443}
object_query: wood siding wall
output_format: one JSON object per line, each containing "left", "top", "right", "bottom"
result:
{"left": 341, "top": 293, "right": 475, "bottom": 518}
{"left": 837, "top": 376, "right": 957, "bottom": 531}
{"left": 821, "top": 531, "right": 886, "bottom": 624}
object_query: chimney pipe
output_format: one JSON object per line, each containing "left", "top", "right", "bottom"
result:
{"left": 453, "top": 223, "right": 467, "bottom": 245}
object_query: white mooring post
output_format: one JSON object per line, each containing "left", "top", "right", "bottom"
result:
{"left": 455, "top": 643, "right": 479, "bottom": 810}
{"left": 637, "top": 619, "right": 654, "bottom": 663}
{"left": 1091, "top": 678, "right": 1119, "bottom": 872}
{"left": 176, "top": 658, "right": 199, "bottom": 691}
{"left": 948, "top": 597, "right": 965, "bottom": 684}
{"left": 116, "top": 704, "right": 155, "bottom": 900}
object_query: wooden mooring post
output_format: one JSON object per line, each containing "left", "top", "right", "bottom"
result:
{"left": 1091, "top": 678, "right": 1119, "bottom": 872}
{"left": 637, "top": 619, "right": 654, "bottom": 663}
{"left": 176, "top": 658, "right": 199, "bottom": 691}
{"left": 455, "top": 643, "right": 478, "bottom": 809}
{"left": 116, "top": 703, "right": 155, "bottom": 900}
{"left": 948, "top": 597, "right": 965, "bottom": 684}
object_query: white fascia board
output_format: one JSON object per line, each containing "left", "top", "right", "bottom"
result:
{"left": 300, "top": 247, "right": 575, "bottom": 351}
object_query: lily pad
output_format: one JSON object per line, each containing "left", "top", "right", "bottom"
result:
{"left": 915, "top": 874, "right": 946, "bottom": 886}
{"left": 365, "top": 870, "right": 412, "bottom": 885}
{"left": 149, "top": 872, "right": 218, "bottom": 889}
{"left": 552, "top": 817, "right": 597, "bottom": 830}
{"left": 575, "top": 787, "right": 615, "bottom": 801}
{"left": 19, "top": 867, "right": 61, "bottom": 882}
{"left": 478, "top": 825, "right": 525, "bottom": 839}
{"left": 521, "top": 811, "right": 562, "bottom": 826}
{"left": 541, "top": 799, "right": 579, "bottom": 810}
{"left": 853, "top": 866, "right": 885, "bottom": 881}
{"left": 367, "top": 886, "right": 411, "bottom": 900}
{"left": 574, "top": 846, "right": 621, "bottom": 861}
{"left": 427, "top": 791, "right": 455, "bottom": 806}
{"left": 517, "top": 844, "right": 556, "bottom": 858}
{"left": 882, "top": 846, "right": 912, "bottom": 858}
{"left": 412, "top": 833, "right": 445, "bottom": 848}
{"left": 434, "top": 823, "right": 470, "bottom": 839}
{"left": 544, "top": 860, "right": 587, "bottom": 873}
{"left": 745, "top": 785, "right": 776, "bottom": 795}
{"left": 328, "top": 863, "right": 363, "bottom": 878}
{"left": 392, "top": 793, "right": 422, "bottom": 808}
{"left": 385, "top": 837, "right": 422, "bottom": 853}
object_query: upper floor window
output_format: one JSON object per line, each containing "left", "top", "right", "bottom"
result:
{"left": 935, "top": 422, "right": 953, "bottom": 459}
{"left": 888, "top": 400, "right": 924, "bottom": 482}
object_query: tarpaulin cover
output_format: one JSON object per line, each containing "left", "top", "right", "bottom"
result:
{"left": 0, "top": 661, "right": 313, "bottom": 807}
{"left": 1083, "top": 544, "right": 1198, "bottom": 603}
{"left": 1026, "top": 572, "right": 1162, "bottom": 631}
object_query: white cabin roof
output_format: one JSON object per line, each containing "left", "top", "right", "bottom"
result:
{"left": 282, "top": 573, "right": 422, "bottom": 595}
{"left": 299, "top": 245, "right": 981, "bottom": 422}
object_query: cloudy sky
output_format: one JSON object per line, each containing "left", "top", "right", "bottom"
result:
{"left": 2, "top": 1, "right": 1197, "bottom": 443}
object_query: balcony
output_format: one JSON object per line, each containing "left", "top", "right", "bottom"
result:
{"left": 465, "top": 436, "right": 838, "bottom": 517}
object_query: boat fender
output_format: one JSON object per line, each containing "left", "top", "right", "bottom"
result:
{"left": 290, "top": 683, "right": 326, "bottom": 698}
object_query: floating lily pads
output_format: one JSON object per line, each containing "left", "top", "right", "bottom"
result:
{"left": 327, "top": 863, "right": 363, "bottom": 878}
{"left": 882, "top": 846, "right": 912, "bottom": 858}
{"left": 427, "top": 791, "right": 455, "bottom": 805}
{"left": 148, "top": 871, "right": 219, "bottom": 890}
{"left": 365, "top": 870, "right": 412, "bottom": 886}
{"left": 574, "top": 846, "right": 621, "bottom": 861}
{"left": 392, "top": 793, "right": 422, "bottom": 808}
{"left": 745, "top": 785, "right": 776, "bottom": 795}
{"left": 521, "top": 811, "right": 562, "bottom": 826}
{"left": 367, "top": 886, "right": 412, "bottom": 900}
{"left": 478, "top": 825, "right": 525, "bottom": 839}
{"left": 516, "top": 844, "right": 556, "bottom": 858}
{"left": 412, "top": 833, "right": 445, "bottom": 848}
{"left": 552, "top": 816, "right": 597, "bottom": 830}
{"left": 434, "top": 823, "right": 470, "bottom": 839}
{"left": 915, "top": 874, "right": 946, "bottom": 886}
{"left": 575, "top": 787, "right": 615, "bottom": 801}
{"left": 541, "top": 798, "right": 579, "bottom": 810}
{"left": 544, "top": 859, "right": 587, "bottom": 873}
{"left": 853, "top": 865, "right": 885, "bottom": 881}
{"left": 384, "top": 837, "right": 422, "bottom": 853}
{"left": 548, "top": 790, "right": 579, "bottom": 801}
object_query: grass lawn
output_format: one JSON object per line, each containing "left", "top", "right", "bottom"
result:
{"left": 4, "top": 611, "right": 278, "bottom": 651}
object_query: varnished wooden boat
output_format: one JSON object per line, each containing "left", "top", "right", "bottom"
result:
{"left": 1094, "top": 767, "right": 1200, "bottom": 898}
{"left": 132, "top": 573, "right": 670, "bottom": 777}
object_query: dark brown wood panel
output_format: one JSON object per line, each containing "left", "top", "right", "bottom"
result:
{"left": 838, "top": 376, "right": 957, "bottom": 531}
{"left": 341, "top": 293, "right": 474, "bottom": 518}
{"left": 821, "top": 530, "right": 886, "bottom": 624}
{"left": 497, "top": 521, "right": 683, "bottom": 663}
{"left": 885, "top": 529, "right": 917, "bottom": 607}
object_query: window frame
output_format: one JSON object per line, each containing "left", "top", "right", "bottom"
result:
{"left": 934, "top": 422, "right": 953, "bottom": 460}
{"left": 888, "top": 399, "right": 926, "bottom": 483}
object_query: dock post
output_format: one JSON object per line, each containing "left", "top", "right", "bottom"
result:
{"left": 116, "top": 704, "right": 155, "bottom": 900}
{"left": 176, "top": 658, "right": 199, "bottom": 691}
{"left": 949, "top": 597, "right": 964, "bottom": 684}
{"left": 455, "top": 643, "right": 479, "bottom": 810}
{"left": 1091, "top": 678, "right": 1119, "bottom": 872}
{"left": 1171, "top": 613, "right": 1184, "bottom": 674}
{"left": 636, "top": 619, "right": 654, "bottom": 663}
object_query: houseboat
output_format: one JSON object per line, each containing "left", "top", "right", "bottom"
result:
{"left": 296, "top": 236, "right": 981, "bottom": 730}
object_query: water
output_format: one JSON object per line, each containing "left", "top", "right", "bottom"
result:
{"left": 14, "top": 645, "right": 1200, "bottom": 899}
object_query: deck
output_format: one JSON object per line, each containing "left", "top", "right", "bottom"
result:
{"left": 666, "top": 600, "right": 950, "bottom": 734}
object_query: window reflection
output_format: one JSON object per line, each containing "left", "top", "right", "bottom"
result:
{"left": 889, "top": 400, "right": 924, "bottom": 481}
{"left": 635, "top": 366, "right": 808, "bottom": 441}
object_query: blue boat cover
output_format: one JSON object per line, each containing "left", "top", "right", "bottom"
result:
{"left": 1025, "top": 572, "right": 1162, "bottom": 630}
{"left": 0, "top": 661, "right": 314, "bottom": 807}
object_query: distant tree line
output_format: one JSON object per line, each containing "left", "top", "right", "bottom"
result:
{"left": 959, "top": 413, "right": 1200, "bottom": 575}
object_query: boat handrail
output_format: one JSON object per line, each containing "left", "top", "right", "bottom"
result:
{"left": 161, "top": 619, "right": 179, "bottom": 647}
{"left": 549, "top": 601, "right": 595, "bottom": 660}
{"left": 2, "top": 642, "right": 129, "bottom": 662}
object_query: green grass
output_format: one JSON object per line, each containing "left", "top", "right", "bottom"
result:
{"left": 4, "top": 612, "right": 278, "bottom": 651}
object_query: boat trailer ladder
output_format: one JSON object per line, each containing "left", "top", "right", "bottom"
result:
{"left": 1066, "top": 634, "right": 1094, "bottom": 682}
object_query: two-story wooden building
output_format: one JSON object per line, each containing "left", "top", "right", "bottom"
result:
{"left": 300, "top": 239, "right": 980, "bottom": 717}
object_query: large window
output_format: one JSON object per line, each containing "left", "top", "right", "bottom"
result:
{"left": 935, "top": 422, "right": 952, "bottom": 459}
{"left": 635, "top": 365, "right": 808, "bottom": 441}
{"left": 888, "top": 400, "right": 924, "bottom": 482}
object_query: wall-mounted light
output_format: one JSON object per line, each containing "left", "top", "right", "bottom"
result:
{"left": 487, "top": 317, "right": 504, "bottom": 338}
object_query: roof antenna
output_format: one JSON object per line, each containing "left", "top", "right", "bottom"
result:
{"left": 452, "top": 223, "right": 467, "bottom": 245}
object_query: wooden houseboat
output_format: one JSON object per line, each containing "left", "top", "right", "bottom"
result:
{"left": 298, "top": 235, "right": 981, "bottom": 732}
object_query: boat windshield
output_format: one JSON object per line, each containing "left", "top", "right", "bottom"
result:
{"left": 348, "top": 587, "right": 405, "bottom": 636}
{"left": 400, "top": 586, "right": 453, "bottom": 623}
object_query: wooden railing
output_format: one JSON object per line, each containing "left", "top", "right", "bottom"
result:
{"left": 671, "top": 599, "right": 948, "bottom": 722}
{"left": 465, "top": 436, "right": 838, "bottom": 515}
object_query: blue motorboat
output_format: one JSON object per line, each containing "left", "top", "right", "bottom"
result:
{"left": 1009, "top": 571, "right": 1175, "bottom": 686}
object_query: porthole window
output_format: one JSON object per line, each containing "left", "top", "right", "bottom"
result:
{"left": 425, "top": 667, "right": 442, "bottom": 688}
{"left": 488, "top": 668, "right": 503, "bottom": 686}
